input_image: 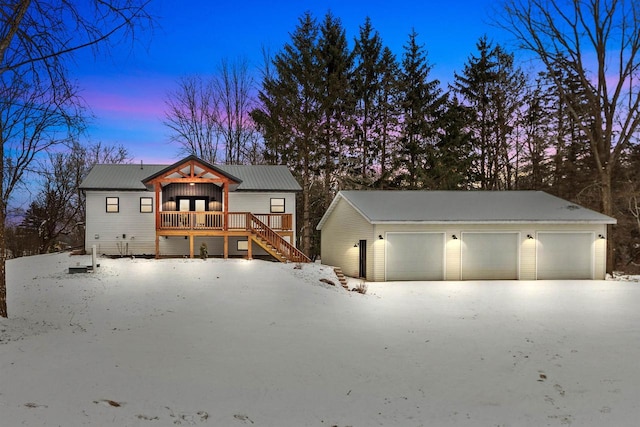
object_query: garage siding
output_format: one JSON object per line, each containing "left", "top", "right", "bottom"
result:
{"left": 320, "top": 198, "right": 373, "bottom": 279}
{"left": 323, "top": 216, "right": 609, "bottom": 281}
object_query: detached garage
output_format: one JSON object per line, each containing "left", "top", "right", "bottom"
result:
{"left": 317, "top": 191, "right": 616, "bottom": 281}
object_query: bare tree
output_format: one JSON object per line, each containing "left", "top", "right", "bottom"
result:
{"left": 0, "top": 1, "right": 153, "bottom": 317}
{"left": 214, "top": 57, "right": 258, "bottom": 164}
{"left": 164, "top": 75, "right": 222, "bottom": 164}
{"left": 498, "top": 0, "right": 640, "bottom": 272}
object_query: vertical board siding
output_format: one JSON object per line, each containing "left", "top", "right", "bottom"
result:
{"left": 320, "top": 198, "right": 372, "bottom": 279}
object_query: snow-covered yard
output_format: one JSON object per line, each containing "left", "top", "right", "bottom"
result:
{"left": 1, "top": 253, "right": 639, "bottom": 426}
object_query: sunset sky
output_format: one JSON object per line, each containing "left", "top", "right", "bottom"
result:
{"left": 72, "top": 0, "right": 512, "bottom": 164}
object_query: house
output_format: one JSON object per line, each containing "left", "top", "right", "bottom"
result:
{"left": 317, "top": 190, "right": 617, "bottom": 281}
{"left": 80, "top": 155, "right": 309, "bottom": 262}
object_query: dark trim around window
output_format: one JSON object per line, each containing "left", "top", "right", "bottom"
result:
{"left": 140, "top": 197, "right": 153, "bottom": 213}
{"left": 270, "top": 197, "right": 285, "bottom": 213}
{"left": 106, "top": 197, "right": 119, "bottom": 213}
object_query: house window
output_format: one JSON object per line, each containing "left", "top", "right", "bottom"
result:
{"left": 140, "top": 197, "right": 153, "bottom": 213}
{"left": 237, "top": 240, "right": 248, "bottom": 251}
{"left": 106, "top": 197, "right": 119, "bottom": 213}
{"left": 270, "top": 198, "right": 285, "bottom": 213}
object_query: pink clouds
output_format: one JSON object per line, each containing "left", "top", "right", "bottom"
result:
{"left": 78, "top": 74, "right": 173, "bottom": 120}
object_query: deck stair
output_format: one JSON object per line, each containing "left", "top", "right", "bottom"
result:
{"left": 333, "top": 267, "right": 349, "bottom": 290}
{"left": 248, "top": 214, "right": 310, "bottom": 263}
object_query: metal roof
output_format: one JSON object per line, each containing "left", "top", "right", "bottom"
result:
{"left": 79, "top": 164, "right": 166, "bottom": 190}
{"left": 80, "top": 162, "right": 301, "bottom": 192}
{"left": 217, "top": 165, "right": 301, "bottom": 191}
{"left": 317, "top": 190, "right": 616, "bottom": 229}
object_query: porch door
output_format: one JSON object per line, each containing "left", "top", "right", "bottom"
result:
{"left": 194, "top": 199, "right": 206, "bottom": 226}
{"left": 179, "top": 199, "right": 190, "bottom": 212}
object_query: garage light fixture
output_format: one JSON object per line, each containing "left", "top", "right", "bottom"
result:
{"left": 354, "top": 242, "right": 358, "bottom": 247}
{"left": 527, "top": 234, "right": 534, "bottom": 239}
{"left": 378, "top": 234, "right": 383, "bottom": 240}
{"left": 452, "top": 235, "right": 458, "bottom": 240}
{"left": 598, "top": 234, "right": 605, "bottom": 239}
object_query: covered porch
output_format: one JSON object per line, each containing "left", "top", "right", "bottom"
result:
{"left": 142, "top": 156, "right": 307, "bottom": 262}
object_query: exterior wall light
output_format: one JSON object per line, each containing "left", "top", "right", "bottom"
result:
{"left": 598, "top": 234, "right": 605, "bottom": 239}
{"left": 378, "top": 234, "right": 383, "bottom": 240}
{"left": 527, "top": 234, "right": 534, "bottom": 239}
{"left": 354, "top": 242, "right": 358, "bottom": 247}
{"left": 452, "top": 235, "right": 458, "bottom": 240}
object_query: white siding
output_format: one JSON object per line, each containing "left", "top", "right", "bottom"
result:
{"left": 228, "top": 192, "right": 297, "bottom": 243}
{"left": 85, "top": 191, "right": 156, "bottom": 255}
{"left": 359, "top": 223, "right": 608, "bottom": 281}
{"left": 87, "top": 190, "right": 296, "bottom": 257}
{"left": 320, "top": 198, "right": 373, "bottom": 278}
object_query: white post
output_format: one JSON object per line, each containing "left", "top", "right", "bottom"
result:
{"left": 92, "top": 245, "right": 97, "bottom": 272}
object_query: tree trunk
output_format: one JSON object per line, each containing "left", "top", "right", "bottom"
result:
{"left": 0, "top": 201, "right": 6, "bottom": 318}
{"left": 600, "top": 167, "right": 615, "bottom": 275}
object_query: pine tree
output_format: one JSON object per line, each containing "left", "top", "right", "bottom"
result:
{"left": 396, "top": 30, "right": 445, "bottom": 189}
{"left": 252, "top": 12, "right": 322, "bottom": 256}
{"left": 453, "top": 36, "right": 525, "bottom": 189}
{"left": 352, "top": 17, "right": 383, "bottom": 185}
{"left": 317, "top": 12, "right": 354, "bottom": 204}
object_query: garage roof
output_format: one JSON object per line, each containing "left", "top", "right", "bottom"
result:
{"left": 317, "top": 190, "right": 616, "bottom": 229}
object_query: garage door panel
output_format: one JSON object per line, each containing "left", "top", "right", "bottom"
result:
{"left": 386, "top": 233, "right": 444, "bottom": 281}
{"left": 462, "top": 233, "right": 518, "bottom": 280}
{"left": 537, "top": 233, "right": 593, "bottom": 279}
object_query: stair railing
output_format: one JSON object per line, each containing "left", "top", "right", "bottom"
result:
{"left": 247, "top": 214, "right": 310, "bottom": 263}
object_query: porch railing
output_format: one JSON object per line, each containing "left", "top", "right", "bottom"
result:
{"left": 159, "top": 212, "right": 293, "bottom": 232}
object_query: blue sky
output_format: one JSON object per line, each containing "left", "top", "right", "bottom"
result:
{"left": 72, "top": 0, "right": 512, "bottom": 164}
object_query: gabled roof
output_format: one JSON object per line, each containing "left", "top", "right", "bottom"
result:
{"left": 79, "top": 156, "right": 301, "bottom": 192}
{"left": 141, "top": 155, "right": 242, "bottom": 186}
{"left": 316, "top": 190, "right": 616, "bottom": 229}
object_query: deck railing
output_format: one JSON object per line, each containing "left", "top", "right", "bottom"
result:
{"left": 159, "top": 212, "right": 293, "bottom": 232}
{"left": 248, "top": 214, "right": 310, "bottom": 263}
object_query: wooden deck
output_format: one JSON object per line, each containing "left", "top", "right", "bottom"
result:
{"left": 154, "top": 212, "right": 309, "bottom": 263}
{"left": 158, "top": 212, "right": 292, "bottom": 232}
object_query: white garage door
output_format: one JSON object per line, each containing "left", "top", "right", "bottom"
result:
{"left": 386, "top": 233, "right": 444, "bottom": 281}
{"left": 462, "top": 233, "right": 519, "bottom": 280}
{"left": 537, "top": 233, "right": 593, "bottom": 279}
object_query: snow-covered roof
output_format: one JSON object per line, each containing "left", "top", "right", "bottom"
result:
{"left": 80, "top": 160, "right": 301, "bottom": 192}
{"left": 316, "top": 190, "right": 616, "bottom": 229}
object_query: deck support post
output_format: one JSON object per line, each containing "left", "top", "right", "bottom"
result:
{"left": 224, "top": 235, "right": 228, "bottom": 259}
{"left": 247, "top": 236, "right": 253, "bottom": 260}
{"left": 155, "top": 234, "right": 160, "bottom": 259}
{"left": 189, "top": 234, "right": 194, "bottom": 258}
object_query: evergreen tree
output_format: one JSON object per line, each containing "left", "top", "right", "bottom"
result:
{"left": 453, "top": 36, "right": 525, "bottom": 189}
{"left": 352, "top": 17, "right": 383, "bottom": 186}
{"left": 375, "top": 47, "right": 402, "bottom": 188}
{"left": 433, "top": 96, "right": 475, "bottom": 189}
{"left": 396, "top": 30, "right": 445, "bottom": 189}
{"left": 252, "top": 12, "right": 322, "bottom": 257}
{"left": 317, "top": 12, "right": 354, "bottom": 204}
